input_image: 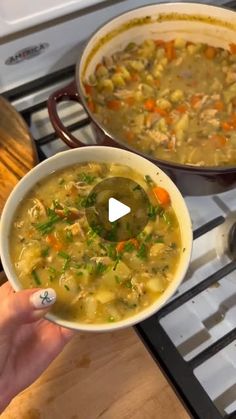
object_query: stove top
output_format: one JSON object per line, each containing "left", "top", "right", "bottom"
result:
{"left": 3, "top": 59, "right": 236, "bottom": 419}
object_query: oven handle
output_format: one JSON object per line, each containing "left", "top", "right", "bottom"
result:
{"left": 47, "top": 80, "right": 88, "bottom": 148}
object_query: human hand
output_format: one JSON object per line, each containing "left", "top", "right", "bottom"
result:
{"left": 0, "top": 282, "right": 75, "bottom": 413}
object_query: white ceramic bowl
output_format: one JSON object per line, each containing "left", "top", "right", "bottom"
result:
{"left": 0, "top": 147, "right": 192, "bottom": 332}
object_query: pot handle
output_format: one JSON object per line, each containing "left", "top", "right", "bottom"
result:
{"left": 47, "top": 80, "right": 88, "bottom": 148}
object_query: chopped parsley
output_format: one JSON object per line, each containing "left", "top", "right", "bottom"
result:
{"left": 78, "top": 172, "right": 95, "bottom": 184}
{"left": 94, "top": 262, "right": 107, "bottom": 275}
{"left": 124, "top": 279, "right": 132, "bottom": 289}
{"left": 115, "top": 275, "right": 122, "bottom": 284}
{"left": 41, "top": 246, "right": 50, "bottom": 257}
{"left": 34, "top": 208, "right": 60, "bottom": 235}
{"left": 147, "top": 204, "right": 163, "bottom": 220}
{"left": 58, "top": 251, "right": 70, "bottom": 260}
{"left": 137, "top": 243, "right": 147, "bottom": 259}
{"left": 124, "top": 241, "right": 136, "bottom": 252}
{"left": 78, "top": 192, "right": 97, "bottom": 208}
{"left": 59, "top": 178, "right": 65, "bottom": 185}
{"left": 32, "top": 269, "right": 41, "bottom": 285}
{"left": 64, "top": 284, "right": 70, "bottom": 291}
{"left": 65, "top": 230, "right": 73, "bottom": 242}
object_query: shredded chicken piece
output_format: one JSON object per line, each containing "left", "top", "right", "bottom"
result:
{"left": 65, "top": 181, "right": 91, "bottom": 196}
{"left": 90, "top": 256, "right": 111, "bottom": 265}
{"left": 114, "top": 89, "right": 134, "bottom": 98}
{"left": 174, "top": 56, "right": 183, "bottom": 67}
{"left": 65, "top": 221, "right": 85, "bottom": 237}
{"left": 147, "top": 130, "right": 169, "bottom": 145}
{"left": 226, "top": 72, "right": 236, "bottom": 85}
{"left": 28, "top": 198, "right": 46, "bottom": 220}
{"left": 200, "top": 108, "right": 218, "bottom": 120}
{"left": 131, "top": 278, "right": 144, "bottom": 296}
{"left": 208, "top": 118, "right": 220, "bottom": 128}
{"left": 211, "top": 94, "right": 221, "bottom": 101}
{"left": 71, "top": 290, "right": 88, "bottom": 305}
{"left": 14, "top": 220, "right": 24, "bottom": 228}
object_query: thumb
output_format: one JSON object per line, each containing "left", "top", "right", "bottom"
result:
{"left": 1, "top": 288, "right": 56, "bottom": 333}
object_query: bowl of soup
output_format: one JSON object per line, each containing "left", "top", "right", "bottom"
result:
{"left": 48, "top": 2, "right": 236, "bottom": 195}
{"left": 0, "top": 147, "right": 192, "bottom": 331}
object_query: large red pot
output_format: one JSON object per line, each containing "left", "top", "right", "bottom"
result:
{"left": 48, "top": 2, "right": 236, "bottom": 196}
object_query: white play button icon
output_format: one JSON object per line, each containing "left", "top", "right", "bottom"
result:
{"left": 108, "top": 197, "right": 131, "bottom": 222}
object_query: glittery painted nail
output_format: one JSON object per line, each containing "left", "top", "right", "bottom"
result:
{"left": 30, "top": 288, "right": 56, "bottom": 309}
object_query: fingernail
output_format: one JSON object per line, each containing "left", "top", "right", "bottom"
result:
{"left": 30, "top": 288, "right": 56, "bottom": 309}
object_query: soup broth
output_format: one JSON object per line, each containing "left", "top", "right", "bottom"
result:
{"left": 11, "top": 162, "right": 182, "bottom": 324}
{"left": 83, "top": 39, "right": 236, "bottom": 167}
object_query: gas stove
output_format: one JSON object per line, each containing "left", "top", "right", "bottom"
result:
{"left": 1, "top": 0, "right": 236, "bottom": 418}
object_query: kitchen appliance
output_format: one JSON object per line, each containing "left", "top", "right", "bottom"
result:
{"left": 1, "top": 1, "right": 236, "bottom": 418}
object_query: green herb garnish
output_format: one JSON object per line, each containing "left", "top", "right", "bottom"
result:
{"left": 64, "top": 284, "right": 70, "bottom": 291}
{"left": 124, "top": 279, "right": 132, "bottom": 289}
{"left": 137, "top": 243, "right": 147, "bottom": 259}
{"left": 58, "top": 251, "right": 70, "bottom": 259}
{"left": 78, "top": 172, "right": 96, "bottom": 184}
{"left": 154, "top": 236, "right": 164, "bottom": 243}
{"left": 34, "top": 208, "right": 60, "bottom": 235}
{"left": 147, "top": 204, "right": 163, "bottom": 220}
{"left": 94, "top": 262, "right": 107, "bottom": 275}
{"left": 32, "top": 269, "right": 41, "bottom": 285}
{"left": 124, "top": 242, "right": 135, "bottom": 252}
{"left": 65, "top": 230, "right": 73, "bottom": 242}
{"left": 79, "top": 192, "right": 97, "bottom": 208}
{"left": 115, "top": 275, "right": 122, "bottom": 284}
{"left": 59, "top": 178, "right": 65, "bottom": 185}
{"left": 41, "top": 246, "right": 50, "bottom": 257}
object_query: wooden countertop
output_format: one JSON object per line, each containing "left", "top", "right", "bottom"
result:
{"left": 1, "top": 327, "right": 189, "bottom": 419}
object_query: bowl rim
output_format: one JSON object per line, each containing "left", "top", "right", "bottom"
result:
{"left": 0, "top": 146, "right": 193, "bottom": 332}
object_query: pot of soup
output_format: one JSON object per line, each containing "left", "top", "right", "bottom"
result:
{"left": 48, "top": 2, "right": 236, "bottom": 195}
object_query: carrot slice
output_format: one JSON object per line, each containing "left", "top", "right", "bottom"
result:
{"left": 116, "top": 241, "right": 125, "bottom": 253}
{"left": 116, "top": 239, "right": 139, "bottom": 253}
{"left": 213, "top": 101, "right": 224, "bottom": 111}
{"left": 165, "top": 115, "right": 173, "bottom": 125}
{"left": 230, "top": 113, "right": 236, "bottom": 128}
{"left": 130, "top": 72, "right": 140, "bottom": 82}
{"left": 125, "top": 96, "right": 135, "bottom": 107}
{"left": 107, "top": 99, "right": 121, "bottom": 111}
{"left": 230, "top": 43, "right": 236, "bottom": 54}
{"left": 190, "top": 94, "right": 202, "bottom": 108}
{"left": 154, "top": 39, "right": 165, "bottom": 47}
{"left": 164, "top": 41, "right": 176, "bottom": 61}
{"left": 204, "top": 46, "right": 217, "bottom": 59}
{"left": 154, "top": 79, "right": 161, "bottom": 88}
{"left": 210, "top": 135, "right": 227, "bottom": 147}
{"left": 84, "top": 84, "right": 93, "bottom": 95}
{"left": 125, "top": 130, "right": 135, "bottom": 142}
{"left": 144, "top": 98, "right": 156, "bottom": 112}
{"left": 176, "top": 104, "right": 188, "bottom": 113}
{"left": 46, "top": 234, "right": 63, "bottom": 252}
{"left": 221, "top": 121, "right": 233, "bottom": 131}
{"left": 153, "top": 107, "right": 168, "bottom": 117}
{"left": 152, "top": 186, "right": 170, "bottom": 206}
